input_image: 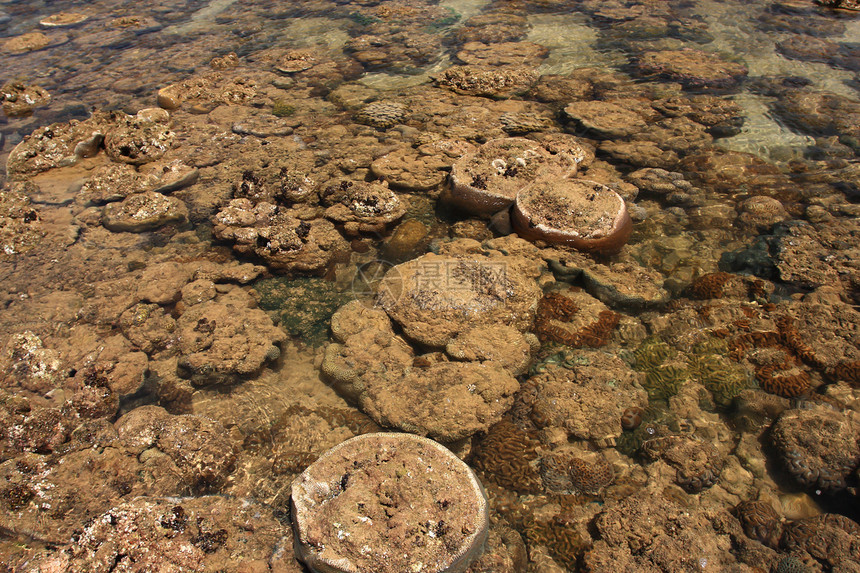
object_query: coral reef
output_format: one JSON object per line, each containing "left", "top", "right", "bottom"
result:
{"left": 535, "top": 290, "right": 620, "bottom": 348}
{"left": 471, "top": 418, "right": 542, "bottom": 494}
{"left": 770, "top": 405, "right": 860, "bottom": 492}
{"left": 735, "top": 500, "right": 783, "bottom": 548}
{"left": 291, "top": 433, "right": 488, "bottom": 573}
{"left": 528, "top": 352, "right": 648, "bottom": 445}
{"left": 641, "top": 435, "right": 724, "bottom": 493}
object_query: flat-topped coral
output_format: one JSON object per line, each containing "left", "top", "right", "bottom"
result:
{"left": 376, "top": 251, "right": 542, "bottom": 347}
{"left": 512, "top": 178, "right": 633, "bottom": 255}
{"left": 291, "top": 433, "right": 489, "bottom": 573}
{"left": 448, "top": 136, "right": 586, "bottom": 216}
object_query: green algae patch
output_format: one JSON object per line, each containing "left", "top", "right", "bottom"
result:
{"left": 254, "top": 276, "right": 353, "bottom": 347}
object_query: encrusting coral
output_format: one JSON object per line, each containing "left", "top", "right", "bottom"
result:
{"left": 534, "top": 291, "right": 620, "bottom": 348}
{"left": 471, "top": 418, "right": 543, "bottom": 494}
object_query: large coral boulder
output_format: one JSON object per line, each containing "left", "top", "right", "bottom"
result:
{"left": 770, "top": 405, "right": 860, "bottom": 492}
{"left": 291, "top": 433, "right": 489, "bottom": 573}
{"left": 322, "top": 301, "right": 519, "bottom": 441}
{"left": 512, "top": 178, "right": 633, "bottom": 255}
{"left": 377, "top": 252, "right": 542, "bottom": 347}
{"left": 175, "top": 293, "right": 287, "bottom": 385}
{"left": 527, "top": 351, "right": 647, "bottom": 446}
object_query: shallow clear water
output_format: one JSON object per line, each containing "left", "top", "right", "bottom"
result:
{"left": 1, "top": 0, "right": 860, "bottom": 570}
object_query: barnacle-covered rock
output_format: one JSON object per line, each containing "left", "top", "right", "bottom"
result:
{"left": 0, "top": 331, "right": 64, "bottom": 395}
{"left": 212, "top": 199, "right": 348, "bottom": 274}
{"left": 102, "top": 191, "right": 188, "bottom": 232}
{"left": 0, "top": 188, "right": 44, "bottom": 257}
{"left": 641, "top": 435, "right": 724, "bottom": 493}
{"left": 377, "top": 251, "right": 542, "bottom": 347}
{"left": 448, "top": 137, "right": 586, "bottom": 216}
{"left": 103, "top": 111, "right": 174, "bottom": 165}
{"left": 770, "top": 405, "right": 860, "bottom": 492}
{"left": 6, "top": 113, "right": 108, "bottom": 179}
{"left": 322, "top": 179, "right": 407, "bottom": 235}
{"left": 0, "top": 82, "right": 50, "bottom": 118}
{"left": 175, "top": 293, "right": 287, "bottom": 386}
{"left": 528, "top": 352, "right": 647, "bottom": 446}
{"left": 31, "top": 496, "right": 301, "bottom": 572}
{"left": 434, "top": 65, "right": 539, "bottom": 99}
{"left": 77, "top": 163, "right": 157, "bottom": 206}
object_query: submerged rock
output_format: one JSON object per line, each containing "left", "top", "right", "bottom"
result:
{"left": 175, "top": 294, "right": 286, "bottom": 386}
{"left": 632, "top": 49, "right": 749, "bottom": 90}
{"left": 6, "top": 113, "right": 108, "bottom": 180}
{"left": 377, "top": 251, "right": 542, "bottom": 347}
{"left": 434, "top": 65, "right": 539, "bottom": 99}
{"left": 102, "top": 191, "right": 188, "bottom": 232}
{"left": 0, "top": 82, "right": 50, "bottom": 118}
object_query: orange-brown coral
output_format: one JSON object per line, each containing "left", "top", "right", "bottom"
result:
{"left": 471, "top": 419, "right": 542, "bottom": 494}
{"left": 687, "top": 271, "right": 733, "bottom": 299}
{"left": 569, "top": 455, "right": 614, "bottom": 495}
{"left": 535, "top": 291, "right": 619, "bottom": 348}
{"left": 830, "top": 360, "right": 860, "bottom": 386}
{"left": 734, "top": 500, "right": 782, "bottom": 548}
{"left": 754, "top": 361, "right": 811, "bottom": 398}
{"left": 726, "top": 314, "right": 827, "bottom": 398}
